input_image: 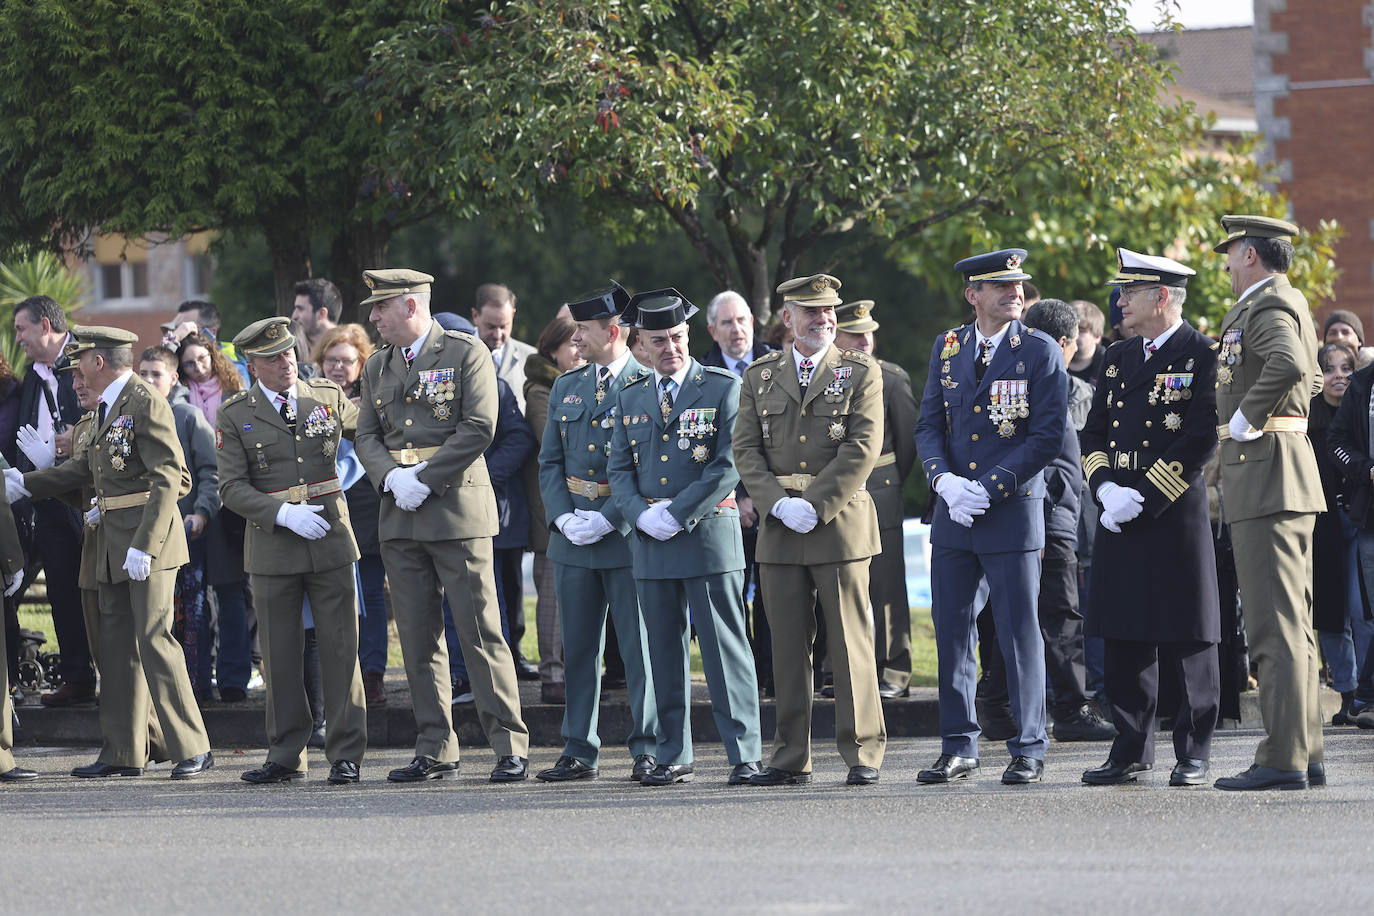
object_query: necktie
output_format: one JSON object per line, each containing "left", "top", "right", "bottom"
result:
{"left": 1145, "top": 341, "right": 1157, "bottom": 359}
{"left": 493, "top": 350, "right": 502, "bottom": 370}
{"left": 97, "top": 401, "right": 107, "bottom": 429}
{"left": 732, "top": 359, "right": 745, "bottom": 376}
{"left": 276, "top": 393, "right": 296, "bottom": 431}
{"left": 660, "top": 377, "right": 676, "bottom": 421}
{"left": 596, "top": 365, "right": 611, "bottom": 404}
{"left": 798, "top": 358, "right": 814, "bottom": 390}
{"left": 976, "top": 339, "right": 993, "bottom": 383}
{"left": 403, "top": 346, "right": 414, "bottom": 369}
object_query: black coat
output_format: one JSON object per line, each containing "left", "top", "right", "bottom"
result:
{"left": 16, "top": 351, "right": 83, "bottom": 472}
{"left": 1328, "top": 362, "right": 1374, "bottom": 527}
{"left": 1309, "top": 394, "right": 1368, "bottom": 630}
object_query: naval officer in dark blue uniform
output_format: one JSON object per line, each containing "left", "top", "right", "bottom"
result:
{"left": 914, "top": 249, "right": 1067, "bottom": 785}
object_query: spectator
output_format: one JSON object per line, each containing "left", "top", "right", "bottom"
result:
{"left": 177, "top": 332, "right": 243, "bottom": 427}
{"left": 292, "top": 278, "right": 343, "bottom": 353}
{"left": 162, "top": 299, "right": 250, "bottom": 385}
{"left": 1068, "top": 300, "right": 1107, "bottom": 386}
{"left": 1322, "top": 309, "right": 1364, "bottom": 351}
{"left": 473, "top": 283, "right": 537, "bottom": 412}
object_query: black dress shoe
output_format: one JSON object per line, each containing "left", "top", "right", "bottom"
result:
{"left": 846, "top": 765, "right": 879, "bottom": 786}
{"left": 641, "top": 763, "right": 694, "bottom": 786}
{"left": 1214, "top": 764, "right": 1306, "bottom": 791}
{"left": 513, "top": 655, "right": 540, "bottom": 681}
{"left": 1308, "top": 763, "right": 1327, "bottom": 787}
{"left": 1053, "top": 705, "right": 1118, "bottom": 742}
{"left": 327, "top": 760, "right": 360, "bottom": 784}
{"left": 171, "top": 752, "right": 214, "bottom": 780}
{"left": 630, "top": 754, "right": 656, "bottom": 782}
{"left": 242, "top": 762, "right": 307, "bottom": 784}
{"left": 878, "top": 682, "right": 910, "bottom": 699}
{"left": 535, "top": 755, "right": 598, "bottom": 781}
{"left": 1169, "top": 758, "right": 1208, "bottom": 786}
{"left": 917, "top": 754, "right": 979, "bottom": 784}
{"left": 749, "top": 766, "right": 811, "bottom": 786}
{"left": 1082, "top": 759, "right": 1151, "bottom": 785}
{"left": 1350, "top": 701, "right": 1374, "bottom": 729}
{"left": 1002, "top": 755, "right": 1044, "bottom": 785}
{"left": 728, "top": 761, "right": 761, "bottom": 785}
{"left": 219, "top": 686, "right": 247, "bottom": 703}
{"left": 387, "top": 755, "right": 459, "bottom": 783}
{"left": 73, "top": 761, "right": 142, "bottom": 778}
{"left": 490, "top": 755, "right": 529, "bottom": 783}
{"left": 0, "top": 767, "right": 38, "bottom": 782}
{"left": 977, "top": 702, "right": 1017, "bottom": 742}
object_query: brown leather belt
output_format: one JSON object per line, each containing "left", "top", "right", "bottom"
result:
{"left": 566, "top": 476, "right": 611, "bottom": 498}
{"left": 389, "top": 446, "right": 441, "bottom": 466}
{"left": 775, "top": 473, "right": 865, "bottom": 493}
{"left": 266, "top": 477, "right": 343, "bottom": 504}
{"left": 97, "top": 491, "right": 150, "bottom": 513}
{"left": 646, "top": 496, "right": 738, "bottom": 509}
{"left": 1216, "top": 416, "right": 1308, "bottom": 442}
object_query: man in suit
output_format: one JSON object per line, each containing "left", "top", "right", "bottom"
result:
{"left": 833, "top": 299, "right": 918, "bottom": 698}
{"left": 11, "top": 295, "right": 95, "bottom": 706}
{"left": 1078, "top": 250, "right": 1221, "bottom": 787}
{"left": 914, "top": 249, "right": 1066, "bottom": 786}
{"left": 0, "top": 473, "right": 35, "bottom": 782}
{"left": 473, "top": 282, "right": 538, "bottom": 414}
{"left": 734, "top": 273, "right": 886, "bottom": 786}
{"left": 216, "top": 317, "right": 368, "bottom": 785}
{"left": 6, "top": 326, "right": 213, "bottom": 779}
{"left": 354, "top": 268, "right": 529, "bottom": 784}
{"left": 534, "top": 282, "right": 658, "bottom": 783}
{"left": 608, "top": 290, "right": 762, "bottom": 786}
{"left": 1210, "top": 215, "right": 1327, "bottom": 791}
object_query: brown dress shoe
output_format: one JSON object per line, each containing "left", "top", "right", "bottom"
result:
{"left": 363, "top": 671, "right": 387, "bottom": 708}
{"left": 41, "top": 683, "right": 97, "bottom": 708}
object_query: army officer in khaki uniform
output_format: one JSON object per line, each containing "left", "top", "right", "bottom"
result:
{"left": 734, "top": 273, "right": 886, "bottom": 786}
{"left": 354, "top": 268, "right": 529, "bottom": 784}
{"left": 0, "top": 472, "right": 34, "bottom": 782}
{"left": 6, "top": 326, "right": 212, "bottom": 779}
{"left": 1210, "top": 215, "right": 1327, "bottom": 792}
{"left": 217, "top": 317, "right": 368, "bottom": 785}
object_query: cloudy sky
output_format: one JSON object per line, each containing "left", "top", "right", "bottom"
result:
{"left": 1126, "top": 0, "right": 1253, "bottom": 30}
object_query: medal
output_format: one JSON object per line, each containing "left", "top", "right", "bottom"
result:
{"left": 1164, "top": 412, "right": 1183, "bottom": 431}
{"left": 828, "top": 420, "right": 845, "bottom": 441}
{"left": 434, "top": 403, "right": 452, "bottom": 420}
{"left": 999, "top": 420, "right": 1016, "bottom": 438}
{"left": 692, "top": 445, "right": 710, "bottom": 463}
{"left": 322, "top": 437, "right": 337, "bottom": 457}
{"left": 111, "top": 456, "right": 126, "bottom": 471}
{"left": 679, "top": 437, "right": 690, "bottom": 450}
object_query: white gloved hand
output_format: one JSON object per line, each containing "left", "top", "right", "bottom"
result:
{"left": 948, "top": 506, "right": 976, "bottom": 528}
{"left": 574, "top": 508, "right": 615, "bottom": 543}
{"left": 555, "top": 512, "right": 594, "bottom": 546}
{"left": 1099, "top": 508, "right": 1123, "bottom": 534}
{"left": 3, "top": 467, "right": 30, "bottom": 500}
{"left": 635, "top": 506, "right": 673, "bottom": 541}
{"left": 653, "top": 502, "right": 683, "bottom": 537}
{"left": 1097, "top": 482, "right": 1144, "bottom": 523}
{"left": 122, "top": 548, "right": 152, "bottom": 581}
{"left": 1229, "top": 408, "right": 1262, "bottom": 442}
{"left": 4, "top": 569, "right": 23, "bottom": 597}
{"left": 16, "top": 425, "right": 56, "bottom": 470}
{"left": 275, "top": 502, "right": 330, "bottom": 540}
{"left": 936, "top": 474, "right": 990, "bottom": 518}
{"left": 384, "top": 460, "right": 432, "bottom": 511}
{"left": 85, "top": 498, "right": 101, "bottom": 527}
{"left": 772, "top": 496, "right": 819, "bottom": 533}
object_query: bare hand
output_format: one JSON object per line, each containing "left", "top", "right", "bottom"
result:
{"left": 184, "top": 513, "right": 207, "bottom": 538}
{"left": 738, "top": 495, "right": 757, "bottom": 527}
{"left": 53, "top": 427, "right": 74, "bottom": 460}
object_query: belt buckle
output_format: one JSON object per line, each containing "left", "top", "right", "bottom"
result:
{"left": 793, "top": 473, "right": 814, "bottom": 490}
{"left": 581, "top": 480, "right": 598, "bottom": 499}
{"left": 287, "top": 484, "right": 309, "bottom": 504}
{"left": 1115, "top": 453, "right": 1129, "bottom": 470}
{"left": 399, "top": 448, "right": 420, "bottom": 466}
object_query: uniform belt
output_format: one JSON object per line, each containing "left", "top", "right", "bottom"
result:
{"left": 873, "top": 451, "right": 896, "bottom": 468}
{"left": 775, "top": 473, "right": 866, "bottom": 493}
{"left": 266, "top": 477, "right": 343, "bottom": 504}
{"left": 566, "top": 476, "right": 611, "bottom": 499}
{"left": 1216, "top": 416, "right": 1308, "bottom": 441}
{"left": 389, "top": 446, "right": 441, "bottom": 466}
{"left": 1110, "top": 451, "right": 1141, "bottom": 471}
{"left": 645, "top": 496, "right": 738, "bottom": 510}
{"left": 97, "top": 491, "right": 150, "bottom": 513}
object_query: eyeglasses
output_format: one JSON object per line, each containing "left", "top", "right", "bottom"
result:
{"left": 1121, "top": 285, "right": 1162, "bottom": 300}
{"left": 323, "top": 356, "right": 358, "bottom": 367}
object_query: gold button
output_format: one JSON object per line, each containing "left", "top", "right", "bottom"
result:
{"left": 561, "top": 415, "right": 567, "bottom": 421}
{"left": 799, "top": 435, "right": 807, "bottom": 443}
{"left": 944, "top": 401, "right": 949, "bottom": 407}
{"left": 1109, "top": 441, "right": 1116, "bottom": 448}
{"left": 1116, "top": 401, "right": 1124, "bottom": 408}
{"left": 297, "top": 457, "right": 303, "bottom": 463}
{"left": 588, "top": 444, "right": 596, "bottom": 452}
{"left": 630, "top": 440, "right": 637, "bottom": 446}
{"left": 832, "top": 409, "right": 838, "bottom": 415}
{"left": 1239, "top": 454, "right": 1246, "bottom": 462}
{"left": 799, "top": 461, "right": 808, "bottom": 469}
{"left": 296, "top": 435, "right": 302, "bottom": 441}
{"left": 255, "top": 443, "right": 262, "bottom": 449}
{"left": 405, "top": 419, "right": 413, "bottom": 426}
{"left": 660, "top": 455, "right": 668, "bottom": 462}
{"left": 1112, "top": 420, "right": 1119, "bottom": 428}
{"left": 376, "top": 399, "right": 382, "bottom": 405}
{"left": 1142, "top": 440, "right": 1150, "bottom": 447}
{"left": 974, "top": 406, "right": 982, "bottom": 413}
{"left": 971, "top": 434, "right": 979, "bottom": 441}
{"left": 587, "top": 469, "right": 595, "bottom": 475}
{"left": 1145, "top": 421, "right": 1153, "bottom": 428}
{"left": 660, "top": 477, "right": 668, "bottom": 485}
{"left": 761, "top": 409, "right": 769, "bottom": 416}
{"left": 299, "top": 477, "right": 305, "bottom": 484}
{"left": 969, "top": 462, "right": 977, "bottom": 470}
{"left": 406, "top": 397, "right": 413, "bottom": 403}
{"left": 663, "top": 434, "right": 670, "bottom": 442}
{"left": 406, "top": 442, "right": 413, "bottom": 448}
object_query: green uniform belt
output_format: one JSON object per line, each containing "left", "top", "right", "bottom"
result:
{"left": 566, "top": 476, "right": 611, "bottom": 498}
{"left": 1216, "top": 416, "right": 1307, "bottom": 441}
{"left": 389, "top": 446, "right": 442, "bottom": 466}
{"left": 98, "top": 491, "right": 150, "bottom": 512}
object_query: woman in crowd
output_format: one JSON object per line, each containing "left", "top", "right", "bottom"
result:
{"left": 177, "top": 332, "right": 242, "bottom": 426}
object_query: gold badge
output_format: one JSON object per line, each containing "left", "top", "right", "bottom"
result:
{"left": 998, "top": 420, "right": 1016, "bottom": 438}
{"left": 1218, "top": 366, "right": 1233, "bottom": 385}
{"left": 434, "top": 404, "right": 452, "bottom": 421}
{"left": 941, "top": 361, "right": 950, "bottom": 374}
{"left": 692, "top": 445, "right": 710, "bottom": 463}
{"left": 1105, "top": 364, "right": 1118, "bottom": 378}
{"left": 265, "top": 323, "right": 283, "bottom": 339}
{"left": 322, "top": 437, "right": 337, "bottom": 457}
{"left": 828, "top": 420, "right": 846, "bottom": 441}
{"left": 111, "top": 456, "right": 126, "bottom": 471}
{"left": 1164, "top": 412, "right": 1183, "bottom": 431}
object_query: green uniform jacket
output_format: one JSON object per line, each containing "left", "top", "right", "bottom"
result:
{"left": 0, "top": 476, "right": 22, "bottom": 577}
{"left": 868, "top": 359, "right": 919, "bottom": 530}
{"left": 355, "top": 322, "right": 499, "bottom": 541}
{"left": 25, "top": 373, "right": 190, "bottom": 583}
{"left": 734, "top": 344, "right": 883, "bottom": 565}
{"left": 607, "top": 359, "right": 744, "bottom": 578}
{"left": 216, "top": 378, "right": 361, "bottom": 575}
{"left": 1215, "top": 274, "right": 1325, "bottom": 522}
{"left": 537, "top": 355, "right": 650, "bottom": 569}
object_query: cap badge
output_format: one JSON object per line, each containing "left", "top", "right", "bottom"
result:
{"left": 265, "top": 324, "right": 283, "bottom": 339}
{"left": 1006, "top": 253, "right": 1022, "bottom": 270}
{"left": 810, "top": 277, "right": 828, "bottom": 292}
{"left": 853, "top": 305, "right": 870, "bottom": 319}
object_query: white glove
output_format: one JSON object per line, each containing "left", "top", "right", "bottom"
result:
{"left": 653, "top": 502, "right": 683, "bottom": 538}
{"left": 4, "top": 569, "right": 23, "bottom": 597}
{"left": 1099, "top": 508, "right": 1123, "bottom": 534}
{"left": 1229, "top": 408, "right": 1262, "bottom": 442}
{"left": 636, "top": 504, "right": 682, "bottom": 541}
{"left": 122, "top": 548, "right": 152, "bottom": 581}
{"left": 574, "top": 508, "right": 615, "bottom": 543}
{"left": 275, "top": 502, "right": 330, "bottom": 540}
{"left": 85, "top": 498, "right": 101, "bottom": 527}
{"left": 3, "top": 467, "right": 30, "bottom": 500}
{"left": 555, "top": 512, "right": 594, "bottom": 546}
{"left": 948, "top": 506, "right": 976, "bottom": 528}
{"left": 771, "top": 496, "right": 819, "bottom": 533}
{"left": 16, "top": 425, "right": 56, "bottom": 469}
{"left": 935, "top": 474, "right": 991, "bottom": 518}
{"left": 1097, "top": 482, "right": 1144, "bottom": 523}
{"left": 384, "top": 460, "right": 432, "bottom": 511}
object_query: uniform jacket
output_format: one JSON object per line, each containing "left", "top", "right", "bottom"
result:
{"left": 25, "top": 373, "right": 190, "bottom": 583}
{"left": 915, "top": 319, "right": 1066, "bottom": 554}
{"left": 216, "top": 377, "right": 361, "bottom": 575}
{"left": 0, "top": 475, "right": 22, "bottom": 577}
{"left": 607, "top": 359, "right": 744, "bottom": 578}
{"left": 495, "top": 337, "right": 537, "bottom": 413}
{"left": 734, "top": 343, "right": 882, "bottom": 565}
{"left": 538, "top": 353, "right": 649, "bottom": 569}
{"left": 1215, "top": 274, "right": 1325, "bottom": 522}
{"left": 356, "top": 322, "right": 499, "bottom": 542}
{"left": 869, "top": 359, "right": 918, "bottom": 531}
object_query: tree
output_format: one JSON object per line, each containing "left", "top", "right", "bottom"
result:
{"left": 0, "top": 252, "right": 86, "bottom": 373}
{"left": 354, "top": 0, "right": 1192, "bottom": 322}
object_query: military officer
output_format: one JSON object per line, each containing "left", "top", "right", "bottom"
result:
{"left": 0, "top": 472, "right": 34, "bottom": 782}
{"left": 833, "top": 299, "right": 918, "bottom": 698}
{"left": 1078, "top": 249, "right": 1221, "bottom": 787}
{"left": 1210, "top": 216, "right": 1327, "bottom": 791}
{"left": 534, "top": 282, "right": 658, "bottom": 783}
{"left": 913, "top": 249, "right": 1066, "bottom": 786}
{"left": 607, "top": 289, "right": 762, "bottom": 786}
{"left": 354, "top": 268, "right": 530, "bottom": 784}
{"left": 216, "top": 317, "right": 368, "bottom": 785}
{"left": 734, "top": 273, "right": 886, "bottom": 786}
{"left": 5, "top": 326, "right": 213, "bottom": 779}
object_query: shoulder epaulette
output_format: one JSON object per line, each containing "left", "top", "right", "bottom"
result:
{"left": 702, "top": 365, "right": 736, "bottom": 380}
{"left": 842, "top": 348, "right": 872, "bottom": 365}
{"left": 306, "top": 376, "right": 335, "bottom": 388}
{"left": 753, "top": 350, "right": 785, "bottom": 365}
{"left": 221, "top": 389, "right": 249, "bottom": 408}
{"left": 625, "top": 372, "right": 654, "bottom": 388}
{"left": 444, "top": 329, "right": 479, "bottom": 344}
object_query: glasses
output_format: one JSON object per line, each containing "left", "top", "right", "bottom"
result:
{"left": 323, "top": 356, "right": 359, "bottom": 367}
{"left": 1122, "top": 285, "right": 1162, "bottom": 300}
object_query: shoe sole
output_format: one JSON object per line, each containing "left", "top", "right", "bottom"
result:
{"left": 750, "top": 774, "right": 811, "bottom": 786}
{"left": 328, "top": 775, "right": 360, "bottom": 785}
{"left": 243, "top": 772, "right": 306, "bottom": 784}
{"left": 73, "top": 769, "right": 142, "bottom": 778}
{"left": 641, "top": 774, "right": 694, "bottom": 786}
{"left": 535, "top": 771, "right": 598, "bottom": 782}
{"left": 917, "top": 770, "right": 978, "bottom": 784}
{"left": 387, "top": 767, "right": 457, "bottom": 783}
{"left": 489, "top": 773, "right": 529, "bottom": 783}
{"left": 1168, "top": 777, "right": 1207, "bottom": 787}
{"left": 1082, "top": 775, "right": 1139, "bottom": 785}
{"left": 1214, "top": 780, "right": 1306, "bottom": 791}
{"left": 846, "top": 777, "right": 879, "bottom": 786}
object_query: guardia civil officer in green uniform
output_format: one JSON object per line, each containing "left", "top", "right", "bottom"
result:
{"left": 0, "top": 473, "right": 35, "bottom": 782}
{"left": 534, "top": 282, "right": 658, "bottom": 783}
{"left": 354, "top": 269, "right": 529, "bottom": 784}
{"left": 6, "top": 326, "right": 212, "bottom": 779}
{"left": 607, "top": 289, "right": 762, "bottom": 786}
{"left": 734, "top": 274, "right": 887, "bottom": 787}
{"left": 1209, "top": 216, "right": 1327, "bottom": 791}
{"left": 833, "top": 299, "right": 919, "bottom": 698}
{"left": 216, "top": 317, "right": 368, "bottom": 785}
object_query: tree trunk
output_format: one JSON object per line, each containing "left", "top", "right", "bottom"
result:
{"left": 331, "top": 222, "right": 392, "bottom": 326}
{"left": 263, "top": 222, "right": 312, "bottom": 317}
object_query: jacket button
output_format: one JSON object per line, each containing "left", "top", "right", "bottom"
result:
{"left": 297, "top": 457, "right": 304, "bottom": 463}
{"left": 660, "top": 455, "right": 668, "bottom": 462}
{"left": 799, "top": 435, "right": 807, "bottom": 443}
{"left": 973, "top": 406, "right": 982, "bottom": 413}
{"left": 799, "top": 461, "right": 807, "bottom": 469}
{"left": 660, "top": 477, "right": 668, "bottom": 485}
{"left": 1239, "top": 454, "right": 1246, "bottom": 461}
{"left": 406, "top": 397, "right": 413, "bottom": 403}
{"left": 587, "top": 444, "right": 596, "bottom": 452}
{"left": 971, "top": 434, "right": 979, "bottom": 441}
{"left": 630, "top": 440, "right": 637, "bottom": 446}
{"left": 969, "top": 462, "right": 977, "bottom": 470}
{"left": 1109, "top": 441, "right": 1116, "bottom": 447}
{"left": 1142, "top": 440, "right": 1150, "bottom": 447}
{"left": 405, "top": 419, "right": 413, "bottom": 426}
{"left": 1145, "top": 421, "right": 1153, "bottom": 428}
{"left": 1116, "top": 401, "right": 1124, "bottom": 408}
{"left": 1112, "top": 420, "right": 1119, "bottom": 428}
{"left": 561, "top": 415, "right": 567, "bottom": 421}
{"left": 662, "top": 434, "right": 670, "bottom": 442}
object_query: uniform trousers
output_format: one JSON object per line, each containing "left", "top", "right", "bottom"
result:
{"left": 1104, "top": 638, "right": 1218, "bottom": 764}
{"left": 553, "top": 562, "right": 656, "bottom": 765}
{"left": 533, "top": 552, "right": 564, "bottom": 685}
{"left": 0, "top": 619, "right": 17, "bottom": 772}
{"left": 82, "top": 587, "right": 167, "bottom": 764}
{"left": 759, "top": 558, "right": 885, "bottom": 772}
{"left": 381, "top": 536, "right": 528, "bottom": 761}
{"left": 871, "top": 524, "right": 912, "bottom": 688}
{"left": 95, "top": 569, "right": 209, "bottom": 766}
{"left": 636, "top": 571, "right": 761, "bottom": 766}
{"left": 1230, "top": 511, "right": 1324, "bottom": 771}
{"left": 253, "top": 566, "right": 367, "bottom": 770}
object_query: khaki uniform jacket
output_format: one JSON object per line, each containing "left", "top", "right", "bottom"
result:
{"left": 0, "top": 476, "right": 22, "bottom": 577}
{"left": 868, "top": 360, "right": 919, "bottom": 530}
{"left": 1215, "top": 274, "right": 1326, "bottom": 522}
{"left": 25, "top": 374, "right": 190, "bottom": 583}
{"left": 734, "top": 344, "right": 883, "bottom": 565}
{"left": 355, "top": 322, "right": 499, "bottom": 541}
{"left": 216, "top": 378, "right": 361, "bottom": 575}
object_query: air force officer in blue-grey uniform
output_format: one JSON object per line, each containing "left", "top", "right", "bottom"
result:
{"left": 914, "top": 249, "right": 1067, "bottom": 786}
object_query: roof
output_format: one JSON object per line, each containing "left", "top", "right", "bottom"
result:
{"left": 1140, "top": 26, "right": 1254, "bottom": 106}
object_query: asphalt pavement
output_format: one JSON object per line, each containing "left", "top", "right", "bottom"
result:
{"left": 3, "top": 728, "right": 1372, "bottom": 913}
